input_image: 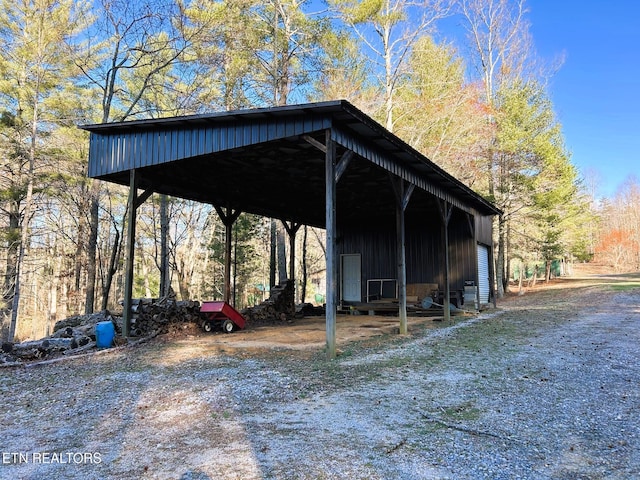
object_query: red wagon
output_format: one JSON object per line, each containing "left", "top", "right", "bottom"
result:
{"left": 199, "top": 301, "right": 247, "bottom": 333}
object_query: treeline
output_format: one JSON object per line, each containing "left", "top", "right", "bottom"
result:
{"left": 0, "top": 0, "right": 623, "bottom": 342}
{"left": 593, "top": 179, "right": 640, "bottom": 272}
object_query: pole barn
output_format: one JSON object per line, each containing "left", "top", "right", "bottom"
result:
{"left": 81, "top": 100, "right": 500, "bottom": 359}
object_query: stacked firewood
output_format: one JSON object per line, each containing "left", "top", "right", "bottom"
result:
{"left": 241, "top": 280, "right": 295, "bottom": 326}
{"left": 0, "top": 299, "right": 203, "bottom": 365}
{"left": 1, "top": 311, "right": 114, "bottom": 362}
{"left": 129, "top": 298, "right": 202, "bottom": 336}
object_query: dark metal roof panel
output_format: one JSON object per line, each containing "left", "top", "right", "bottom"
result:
{"left": 86, "top": 113, "right": 332, "bottom": 177}
{"left": 80, "top": 100, "right": 347, "bottom": 133}
{"left": 80, "top": 99, "right": 500, "bottom": 217}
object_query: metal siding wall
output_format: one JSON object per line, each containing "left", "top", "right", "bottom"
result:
{"left": 405, "top": 226, "right": 441, "bottom": 286}
{"left": 205, "top": 126, "right": 214, "bottom": 152}
{"left": 135, "top": 132, "right": 144, "bottom": 168}
{"left": 88, "top": 136, "right": 98, "bottom": 176}
{"left": 475, "top": 215, "right": 493, "bottom": 245}
{"left": 338, "top": 213, "right": 478, "bottom": 300}
{"left": 88, "top": 115, "right": 333, "bottom": 178}
{"left": 339, "top": 228, "right": 396, "bottom": 301}
{"left": 448, "top": 219, "right": 476, "bottom": 290}
{"left": 118, "top": 134, "right": 128, "bottom": 170}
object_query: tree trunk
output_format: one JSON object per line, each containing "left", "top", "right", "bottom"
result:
{"left": 48, "top": 247, "right": 61, "bottom": 337}
{"left": 517, "top": 262, "right": 524, "bottom": 295}
{"left": 159, "top": 194, "right": 170, "bottom": 297}
{"left": 301, "top": 225, "right": 308, "bottom": 303}
{"left": 138, "top": 240, "right": 152, "bottom": 298}
{"left": 545, "top": 260, "right": 552, "bottom": 282}
{"left": 270, "top": 219, "right": 276, "bottom": 288}
{"left": 277, "top": 223, "right": 287, "bottom": 284}
{"left": 74, "top": 194, "right": 87, "bottom": 295}
{"left": 496, "top": 214, "right": 506, "bottom": 298}
{"left": 85, "top": 183, "right": 100, "bottom": 314}
{"left": 8, "top": 97, "right": 38, "bottom": 342}
{"left": 101, "top": 222, "right": 120, "bottom": 311}
{"left": 2, "top": 205, "right": 19, "bottom": 306}
{"left": 177, "top": 258, "right": 191, "bottom": 301}
{"left": 505, "top": 219, "right": 512, "bottom": 293}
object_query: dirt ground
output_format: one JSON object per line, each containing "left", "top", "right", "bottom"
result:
{"left": 160, "top": 310, "right": 453, "bottom": 359}
{"left": 151, "top": 262, "right": 635, "bottom": 358}
{"left": 2, "top": 263, "right": 639, "bottom": 480}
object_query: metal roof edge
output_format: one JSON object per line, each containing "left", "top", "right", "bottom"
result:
{"left": 78, "top": 100, "right": 349, "bottom": 132}
{"left": 78, "top": 99, "right": 501, "bottom": 216}
{"left": 334, "top": 101, "right": 502, "bottom": 216}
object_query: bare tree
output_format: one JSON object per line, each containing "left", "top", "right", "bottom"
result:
{"left": 73, "top": 0, "right": 200, "bottom": 313}
{"left": 330, "top": 0, "right": 452, "bottom": 131}
{"left": 457, "top": 0, "right": 530, "bottom": 297}
{"left": 0, "top": 0, "right": 83, "bottom": 341}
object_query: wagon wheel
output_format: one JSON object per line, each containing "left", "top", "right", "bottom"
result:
{"left": 221, "top": 319, "right": 234, "bottom": 333}
{"left": 202, "top": 320, "right": 214, "bottom": 333}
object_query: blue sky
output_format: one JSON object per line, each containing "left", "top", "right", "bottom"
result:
{"left": 313, "top": 0, "right": 637, "bottom": 199}
{"left": 527, "top": 1, "right": 640, "bottom": 199}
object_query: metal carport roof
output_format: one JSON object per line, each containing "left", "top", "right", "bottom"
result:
{"left": 80, "top": 99, "right": 500, "bottom": 227}
{"left": 80, "top": 99, "right": 500, "bottom": 358}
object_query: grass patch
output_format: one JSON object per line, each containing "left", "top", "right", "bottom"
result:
{"left": 608, "top": 282, "right": 640, "bottom": 291}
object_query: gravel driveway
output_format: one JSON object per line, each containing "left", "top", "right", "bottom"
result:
{"left": 1, "top": 271, "right": 639, "bottom": 479}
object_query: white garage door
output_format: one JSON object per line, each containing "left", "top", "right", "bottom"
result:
{"left": 477, "top": 244, "right": 490, "bottom": 304}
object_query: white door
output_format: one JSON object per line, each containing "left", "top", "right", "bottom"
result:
{"left": 477, "top": 244, "right": 490, "bottom": 304}
{"left": 341, "top": 254, "right": 362, "bottom": 302}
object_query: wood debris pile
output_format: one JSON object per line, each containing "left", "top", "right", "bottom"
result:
{"left": 129, "top": 298, "right": 202, "bottom": 337}
{"left": 241, "top": 280, "right": 295, "bottom": 326}
{"left": 0, "top": 299, "right": 203, "bottom": 365}
{"left": 1, "top": 311, "right": 113, "bottom": 363}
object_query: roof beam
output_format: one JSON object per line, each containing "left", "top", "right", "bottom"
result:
{"left": 335, "top": 150, "right": 354, "bottom": 183}
{"left": 302, "top": 134, "right": 326, "bottom": 153}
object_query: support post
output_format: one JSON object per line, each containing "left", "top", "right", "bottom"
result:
{"left": 123, "top": 170, "right": 138, "bottom": 338}
{"left": 396, "top": 199, "right": 407, "bottom": 334}
{"left": 215, "top": 206, "right": 241, "bottom": 305}
{"left": 390, "top": 176, "right": 414, "bottom": 335}
{"left": 466, "top": 212, "right": 481, "bottom": 311}
{"left": 471, "top": 214, "right": 482, "bottom": 311}
{"left": 282, "top": 221, "right": 302, "bottom": 300}
{"left": 437, "top": 200, "right": 453, "bottom": 322}
{"left": 325, "top": 130, "right": 337, "bottom": 359}
{"left": 159, "top": 194, "right": 170, "bottom": 297}
{"left": 490, "top": 234, "right": 498, "bottom": 308}
{"left": 224, "top": 220, "right": 233, "bottom": 304}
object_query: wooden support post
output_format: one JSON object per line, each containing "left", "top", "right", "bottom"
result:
{"left": 335, "top": 150, "right": 354, "bottom": 183}
{"left": 159, "top": 194, "right": 170, "bottom": 297}
{"left": 325, "top": 130, "right": 337, "bottom": 359}
{"left": 390, "top": 176, "right": 414, "bottom": 335}
{"left": 437, "top": 200, "right": 453, "bottom": 322}
{"left": 282, "top": 221, "right": 302, "bottom": 295}
{"left": 215, "top": 205, "right": 241, "bottom": 305}
{"left": 282, "top": 220, "right": 301, "bottom": 310}
{"left": 225, "top": 220, "right": 233, "bottom": 305}
{"left": 123, "top": 170, "right": 137, "bottom": 338}
{"left": 467, "top": 212, "right": 481, "bottom": 311}
{"left": 396, "top": 199, "right": 407, "bottom": 334}
{"left": 123, "top": 171, "right": 153, "bottom": 337}
{"left": 490, "top": 235, "right": 498, "bottom": 308}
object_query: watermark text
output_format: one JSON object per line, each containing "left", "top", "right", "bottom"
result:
{"left": 2, "top": 452, "right": 102, "bottom": 465}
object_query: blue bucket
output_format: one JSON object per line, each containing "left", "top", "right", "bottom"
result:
{"left": 95, "top": 321, "right": 115, "bottom": 349}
